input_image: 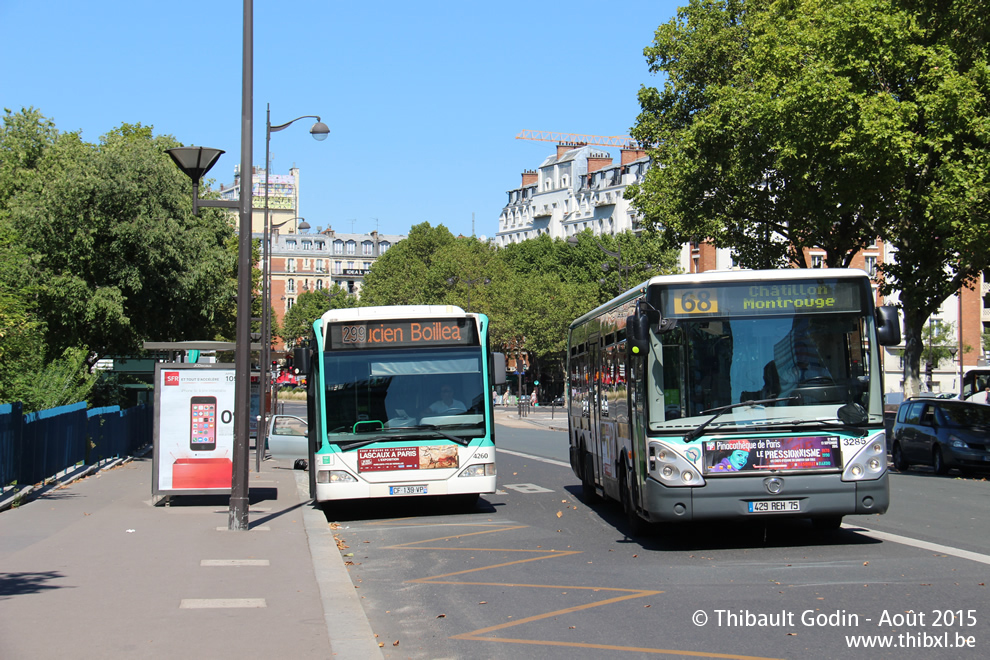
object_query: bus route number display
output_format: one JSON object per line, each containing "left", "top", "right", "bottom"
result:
{"left": 672, "top": 288, "right": 719, "bottom": 315}
{"left": 329, "top": 319, "right": 477, "bottom": 350}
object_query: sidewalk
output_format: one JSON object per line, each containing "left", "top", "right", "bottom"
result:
{"left": 493, "top": 405, "right": 569, "bottom": 432}
{"left": 0, "top": 450, "right": 382, "bottom": 660}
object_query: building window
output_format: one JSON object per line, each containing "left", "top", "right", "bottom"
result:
{"left": 364, "top": 262, "right": 371, "bottom": 270}
{"left": 865, "top": 255, "right": 878, "bottom": 277}
{"left": 380, "top": 242, "right": 390, "bottom": 253}
{"left": 286, "top": 297, "right": 294, "bottom": 310}
{"left": 811, "top": 254, "right": 825, "bottom": 268}
{"left": 286, "top": 241, "right": 296, "bottom": 250}
{"left": 316, "top": 280, "right": 324, "bottom": 290}
{"left": 316, "top": 241, "right": 325, "bottom": 250}
{"left": 302, "top": 241, "right": 312, "bottom": 250}
{"left": 362, "top": 241, "right": 373, "bottom": 255}
{"left": 346, "top": 241, "right": 356, "bottom": 255}
{"left": 334, "top": 240, "right": 343, "bottom": 254}
{"left": 347, "top": 261, "right": 354, "bottom": 270}
{"left": 287, "top": 278, "right": 295, "bottom": 293}
{"left": 287, "top": 258, "right": 296, "bottom": 273}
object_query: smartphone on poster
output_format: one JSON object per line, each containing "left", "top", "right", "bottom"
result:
{"left": 189, "top": 396, "right": 218, "bottom": 451}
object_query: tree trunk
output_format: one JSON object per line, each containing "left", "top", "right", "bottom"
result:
{"left": 901, "top": 310, "right": 926, "bottom": 399}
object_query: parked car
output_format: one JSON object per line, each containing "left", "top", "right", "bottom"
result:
{"left": 266, "top": 414, "right": 309, "bottom": 469}
{"left": 889, "top": 398, "right": 990, "bottom": 475}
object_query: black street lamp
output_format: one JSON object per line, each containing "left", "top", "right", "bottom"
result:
{"left": 165, "top": 0, "right": 255, "bottom": 531}
{"left": 447, "top": 276, "right": 491, "bottom": 313}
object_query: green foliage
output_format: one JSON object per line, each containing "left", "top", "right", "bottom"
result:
{"left": 630, "top": 0, "right": 990, "bottom": 396}
{"left": 356, "top": 223, "right": 680, "bottom": 374}
{"left": 0, "top": 108, "right": 240, "bottom": 407}
{"left": 281, "top": 284, "right": 357, "bottom": 346}
{"left": 3, "top": 115, "right": 237, "bottom": 368}
{"left": 16, "top": 347, "right": 99, "bottom": 413}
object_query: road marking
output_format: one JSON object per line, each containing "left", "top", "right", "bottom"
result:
{"left": 216, "top": 526, "right": 270, "bottom": 531}
{"left": 497, "top": 448, "right": 570, "bottom": 468}
{"left": 381, "top": 523, "right": 780, "bottom": 660}
{"left": 179, "top": 598, "right": 266, "bottom": 609}
{"left": 502, "top": 483, "right": 554, "bottom": 493}
{"left": 846, "top": 524, "right": 990, "bottom": 565}
{"left": 200, "top": 559, "right": 270, "bottom": 567}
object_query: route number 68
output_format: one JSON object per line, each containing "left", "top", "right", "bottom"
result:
{"left": 674, "top": 289, "right": 718, "bottom": 315}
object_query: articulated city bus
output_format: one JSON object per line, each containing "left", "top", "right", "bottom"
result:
{"left": 567, "top": 269, "right": 902, "bottom": 533}
{"left": 294, "top": 305, "right": 504, "bottom": 507}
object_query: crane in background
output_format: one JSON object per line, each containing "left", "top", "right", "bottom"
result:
{"left": 515, "top": 130, "right": 639, "bottom": 149}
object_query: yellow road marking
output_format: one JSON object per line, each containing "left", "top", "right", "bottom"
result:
{"left": 350, "top": 519, "right": 784, "bottom": 660}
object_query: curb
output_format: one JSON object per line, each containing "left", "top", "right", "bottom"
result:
{"left": 297, "top": 472, "right": 384, "bottom": 659}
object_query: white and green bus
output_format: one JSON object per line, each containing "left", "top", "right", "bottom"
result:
{"left": 294, "top": 305, "right": 504, "bottom": 507}
{"left": 567, "top": 269, "right": 901, "bottom": 532}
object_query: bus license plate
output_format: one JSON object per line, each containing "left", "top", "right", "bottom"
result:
{"left": 390, "top": 485, "right": 427, "bottom": 496}
{"left": 748, "top": 500, "right": 800, "bottom": 513}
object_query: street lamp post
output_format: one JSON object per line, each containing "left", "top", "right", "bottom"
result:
{"left": 164, "top": 0, "right": 255, "bottom": 531}
{"left": 258, "top": 214, "right": 310, "bottom": 474}
{"left": 446, "top": 276, "right": 491, "bottom": 313}
{"left": 258, "top": 106, "right": 325, "bottom": 471}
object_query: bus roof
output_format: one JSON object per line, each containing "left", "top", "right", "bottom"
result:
{"left": 321, "top": 305, "right": 468, "bottom": 324}
{"left": 570, "top": 268, "right": 873, "bottom": 330}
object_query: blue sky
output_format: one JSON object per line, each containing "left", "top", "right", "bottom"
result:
{"left": 1, "top": 1, "right": 680, "bottom": 239}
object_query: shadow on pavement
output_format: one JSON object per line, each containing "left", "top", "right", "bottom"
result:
{"left": 0, "top": 571, "right": 68, "bottom": 598}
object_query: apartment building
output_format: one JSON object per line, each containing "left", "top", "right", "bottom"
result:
{"left": 268, "top": 227, "right": 406, "bottom": 322}
{"left": 498, "top": 142, "right": 990, "bottom": 396}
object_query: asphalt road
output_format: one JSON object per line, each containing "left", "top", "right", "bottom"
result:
{"left": 324, "top": 421, "right": 989, "bottom": 660}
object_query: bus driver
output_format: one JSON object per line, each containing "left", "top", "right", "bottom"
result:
{"left": 428, "top": 384, "right": 466, "bottom": 414}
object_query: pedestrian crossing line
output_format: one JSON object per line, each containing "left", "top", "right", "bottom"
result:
{"left": 179, "top": 598, "right": 267, "bottom": 609}
{"left": 200, "top": 559, "right": 270, "bottom": 567}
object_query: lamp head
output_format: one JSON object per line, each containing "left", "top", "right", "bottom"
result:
{"left": 310, "top": 121, "right": 330, "bottom": 141}
{"left": 166, "top": 146, "right": 225, "bottom": 182}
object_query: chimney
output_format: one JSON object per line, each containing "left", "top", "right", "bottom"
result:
{"left": 521, "top": 170, "right": 537, "bottom": 187}
{"left": 587, "top": 153, "right": 613, "bottom": 174}
{"left": 621, "top": 147, "right": 647, "bottom": 165}
{"left": 556, "top": 142, "right": 586, "bottom": 159}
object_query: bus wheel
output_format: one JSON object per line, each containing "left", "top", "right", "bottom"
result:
{"left": 620, "top": 466, "right": 649, "bottom": 537}
{"left": 581, "top": 452, "right": 600, "bottom": 504}
{"left": 812, "top": 516, "right": 843, "bottom": 531}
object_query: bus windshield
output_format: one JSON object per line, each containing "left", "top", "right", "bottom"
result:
{"left": 322, "top": 346, "right": 487, "bottom": 439}
{"left": 650, "top": 283, "right": 880, "bottom": 432}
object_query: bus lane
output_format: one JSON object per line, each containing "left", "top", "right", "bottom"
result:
{"left": 324, "top": 437, "right": 987, "bottom": 660}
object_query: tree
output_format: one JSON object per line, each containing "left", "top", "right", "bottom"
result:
{"left": 280, "top": 284, "right": 356, "bottom": 346}
{"left": 629, "top": 0, "right": 990, "bottom": 397}
{"left": 360, "top": 222, "right": 460, "bottom": 306}
{"left": 4, "top": 118, "right": 238, "bottom": 368}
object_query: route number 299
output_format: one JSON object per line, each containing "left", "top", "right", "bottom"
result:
{"left": 674, "top": 289, "right": 718, "bottom": 315}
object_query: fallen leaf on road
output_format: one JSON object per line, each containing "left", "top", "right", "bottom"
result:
{"left": 556, "top": 511, "right": 562, "bottom": 518}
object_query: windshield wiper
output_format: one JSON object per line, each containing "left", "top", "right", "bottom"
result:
{"left": 684, "top": 396, "right": 798, "bottom": 443}
{"left": 414, "top": 425, "right": 471, "bottom": 446}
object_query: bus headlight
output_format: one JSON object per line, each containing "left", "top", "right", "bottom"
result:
{"left": 841, "top": 436, "right": 886, "bottom": 482}
{"left": 317, "top": 470, "right": 357, "bottom": 484}
{"left": 649, "top": 441, "right": 705, "bottom": 487}
{"left": 459, "top": 463, "right": 496, "bottom": 478}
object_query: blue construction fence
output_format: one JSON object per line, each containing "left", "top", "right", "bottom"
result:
{"left": 0, "top": 401, "right": 153, "bottom": 489}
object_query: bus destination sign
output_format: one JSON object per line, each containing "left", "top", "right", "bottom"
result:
{"left": 660, "top": 280, "right": 862, "bottom": 318}
{"left": 328, "top": 318, "right": 477, "bottom": 350}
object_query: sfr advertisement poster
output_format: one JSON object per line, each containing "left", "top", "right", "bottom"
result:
{"left": 153, "top": 363, "right": 236, "bottom": 496}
